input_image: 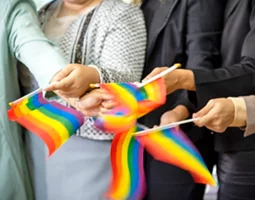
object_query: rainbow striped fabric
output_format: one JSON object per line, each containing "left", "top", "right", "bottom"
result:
{"left": 136, "top": 78, "right": 166, "bottom": 117}
{"left": 107, "top": 126, "right": 145, "bottom": 200}
{"left": 136, "top": 127, "right": 217, "bottom": 186}
{"left": 8, "top": 92, "right": 84, "bottom": 156}
{"left": 93, "top": 77, "right": 215, "bottom": 199}
{"left": 94, "top": 82, "right": 138, "bottom": 133}
{"left": 107, "top": 124, "right": 216, "bottom": 200}
{"left": 94, "top": 78, "right": 166, "bottom": 133}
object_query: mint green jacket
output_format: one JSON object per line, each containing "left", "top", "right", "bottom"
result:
{"left": 0, "top": 0, "right": 67, "bottom": 199}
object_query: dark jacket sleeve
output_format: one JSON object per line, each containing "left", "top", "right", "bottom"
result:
{"left": 193, "top": 3, "right": 255, "bottom": 108}
{"left": 176, "top": 0, "right": 225, "bottom": 112}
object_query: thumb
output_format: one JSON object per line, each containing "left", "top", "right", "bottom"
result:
{"left": 45, "top": 65, "right": 75, "bottom": 91}
{"left": 52, "top": 65, "right": 74, "bottom": 82}
{"left": 45, "top": 78, "right": 73, "bottom": 91}
{"left": 194, "top": 110, "right": 213, "bottom": 127}
{"left": 78, "top": 91, "right": 113, "bottom": 109}
{"left": 142, "top": 68, "right": 165, "bottom": 82}
{"left": 142, "top": 72, "right": 157, "bottom": 82}
{"left": 193, "top": 102, "right": 214, "bottom": 118}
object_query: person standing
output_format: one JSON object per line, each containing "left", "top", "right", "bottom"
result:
{"left": 19, "top": 0, "right": 146, "bottom": 199}
{"left": 145, "top": 1, "right": 255, "bottom": 199}
{"left": 140, "top": 0, "right": 225, "bottom": 199}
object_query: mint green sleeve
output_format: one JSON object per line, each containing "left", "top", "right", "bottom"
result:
{"left": 7, "top": 0, "right": 68, "bottom": 88}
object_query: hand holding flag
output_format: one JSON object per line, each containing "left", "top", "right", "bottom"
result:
{"left": 142, "top": 64, "right": 196, "bottom": 94}
{"left": 45, "top": 64, "right": 100, "bottom": 98}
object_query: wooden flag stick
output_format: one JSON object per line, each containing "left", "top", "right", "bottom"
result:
{"left": 134, "top": 118, "right": 200, "bottom": 136}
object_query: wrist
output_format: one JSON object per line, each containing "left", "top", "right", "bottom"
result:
{"left": 88, "top": 65, "right": 101, "bottom": 83}
{"left": 178, "top": 69, "right": 195, "bottom": 91}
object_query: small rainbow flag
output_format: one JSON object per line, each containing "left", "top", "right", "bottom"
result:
{"left": 8, "top": 92, "right": 84, "bottom": 156}
{"left": 136, "top": 78, "right": 166, "bottom": 117}
{"left": 94, "top": 82, "right": 138, "bottom": 133}
{"left": 136, "top": 127, "right": 217, "bottom": 186}
{"left": 107, "top": 126, "right": 146, "bottom": 200}
{"left": 93, "top": 78, "right": 166, "bottom": 134}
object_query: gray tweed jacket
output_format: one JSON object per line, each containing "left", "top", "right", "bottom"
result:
{"left": 19, "top": 0, "right": 146, "bottom": 140}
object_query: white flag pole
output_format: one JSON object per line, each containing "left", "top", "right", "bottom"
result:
{"left": 134, "top": 118, "right": 200, "bottom": 137}
{"left": 90, "top": 63, "right": 182, "bottom": 89}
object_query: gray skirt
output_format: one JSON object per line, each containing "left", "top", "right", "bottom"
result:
{"left": 25, "top": 132, "right": 112, "bottom": 200}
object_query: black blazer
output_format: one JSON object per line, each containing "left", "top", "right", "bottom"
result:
{"left": 141, "top": 0, "right": 225, "bottom": 142}
{"left": 193, "top": 0, "right": 255, "bottom": 152}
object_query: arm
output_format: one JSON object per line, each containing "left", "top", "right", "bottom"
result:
{"left": 146, "top": 2, "right": 255, "bottom": 105}
{"left": 164, "top": 0, "right": 225, "bottom": 121}
{"left": 46, "top": 5, "right": 146, "bottom": 97}
{"left": 185, "top": 0, "right": 224, "bottom": 71}
{"left": 193, "top": 3, "right": 255, "bottom": 106}
{"left": 179, "top": 0, "right": 224, "bottom": 107}
{"left": 94, "top": 5, "right": 146, "bottom": 83}
{"left": 192, "top": 96, "right": 255, "bottom": 136}
{"left": 48, "top": 5, "right": 146, "bottom": 113}
{"left": 7, "top": 0, "right": 68, "bottom": 88}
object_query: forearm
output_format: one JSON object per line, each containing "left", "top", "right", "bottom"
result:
{"left": 17, "top": 42, "right": 67, "bottom": 88}
{"left": 7, "top": 1, "right": 67, "bottom": 88}
{"left": 186, "top": 0, "right": 224, "bottom": 71}
{"left": 193, "top": 3, "right": 255, "bottom": 104}
{"left": 193, "top": 57, "right": 255, "bottom": 108}
{"left": 183, "top": 0, "right": 224, "bottom": 109}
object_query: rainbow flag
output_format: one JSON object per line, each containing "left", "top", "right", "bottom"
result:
{"left": 136, "top": 127, "right": 217, "bottom": 186}
{"left": 94, "top": 82, "right": 138, "bottom": 133}
{"left": 107, "top": 126, "right": 145, "bottom": 200}
{"left": 8, "top": 92, "right": 84, "bottom": 156}
{"left": 136, "top": 78, "right": 166, "bottom": 117}
{"left": 93, "top": 78, "right": 166, "bottom": 133}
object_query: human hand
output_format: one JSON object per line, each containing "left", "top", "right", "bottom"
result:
{"left": 76, "top": 89, "right": 115, "bottom": 117}
{"left": 159, "top": 105, "right": 189, "bottom": 130}
{"left": 143, "top": 68, "right": 195, "bottom": 94}
{"left": 193, "top": 98, "right": 235, "bottom": 133}
{"left": 45, "top": 64, "right": 100, "bottom": 98}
